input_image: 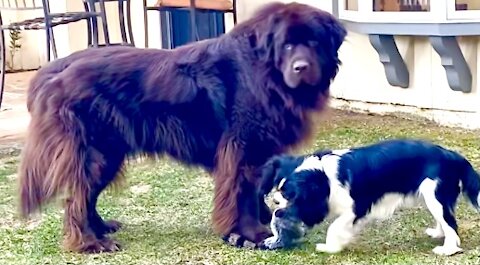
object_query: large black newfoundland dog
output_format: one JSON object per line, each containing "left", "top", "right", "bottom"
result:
{"left": 18, "top": 2, "right": 346, "bottom": 253}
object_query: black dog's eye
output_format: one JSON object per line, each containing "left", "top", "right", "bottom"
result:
{"left": 283, "top": 44, "right": 293, "bottom": 51}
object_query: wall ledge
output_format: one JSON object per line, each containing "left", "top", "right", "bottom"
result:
{"left": 341, "top": 20, "right": 477, "bottom": 93}
{"left": 329, "top": 97, "right": 480, "bottom": 130}
{"left": 341, "top": 20, "right": 480, "bottom": 36}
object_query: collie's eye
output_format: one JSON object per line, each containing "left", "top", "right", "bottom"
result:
{"left": 284, "top": 44, "right": 293, "bottom": 51}
{"left": 308, "top": 40, "right": 319, "bottom": 47}
{"left": 284, "top": 190, "right": 296, "bottom": 200}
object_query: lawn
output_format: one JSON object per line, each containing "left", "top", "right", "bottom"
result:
{"left": 1, "top": 109, "right": 480, "bottom": 265}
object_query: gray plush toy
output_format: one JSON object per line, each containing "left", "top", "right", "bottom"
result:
{"left": 259, "top": 208, "right": 306, "bottom": 250}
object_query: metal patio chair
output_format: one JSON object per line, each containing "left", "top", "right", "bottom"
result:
{"left": 85, "top": 0, "right": 135, "bottom": 46}
{"left": 143, "top": 0, "right": 237, "bottom": 48}
{"left": 0, "top": 0, "right": 105, "bottom": 110}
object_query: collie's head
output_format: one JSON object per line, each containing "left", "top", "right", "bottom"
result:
{"left": 261, "top": 154, "right": 331, "bottom": 227}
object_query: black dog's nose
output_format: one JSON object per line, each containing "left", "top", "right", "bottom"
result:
{"left": 292, "top": 60, "right": 309, "bottom": 73}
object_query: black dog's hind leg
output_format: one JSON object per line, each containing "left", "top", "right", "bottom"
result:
{"left": 87, "top": 149, "right": 125, "bottom": 238}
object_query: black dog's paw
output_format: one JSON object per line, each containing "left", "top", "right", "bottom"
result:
{"left": 222, "top": 233, "right": 257, "bottom": 249}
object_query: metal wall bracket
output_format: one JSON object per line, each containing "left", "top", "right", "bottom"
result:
{"left": 343, "top": 21, "right": 477, "bottom": 93}
{"left": 369, "top": 34, "right": 410, "bottom": 88}
{"left": 429, "top": 36, "right": 472, "bottom": 93}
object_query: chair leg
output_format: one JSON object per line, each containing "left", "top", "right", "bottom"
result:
{"left": 164, "top": 10, "right": 173, "bottom": 49}
{"left": 126, "top": 0, "right": 135, "bottom": 46}
{"left": 0, "top": 27, "right": 5, "bottom": 111}
{"left": 83, "top": 1, "right": 93, "bottom": 47}
{"left": 99, "top": 0, "right": 110, "bottom": 45}
{"left": 232, "top": 0, "right": 237, "bottom": 24}
{"left": 118, "top": 0, "right": 127, "bottom": 45}
{"left": 189, "top": 0, "right": 197, "bottom": 42}
{"left": 86, "top": 18, "right": 93, "bottom": 47}
{"left": 49, "top": 27, "right": 58, "bottom": 60}
{"left": 45, "top": 28, "right": 51, "bottom": 62}
{"left": 91, "top": 14, "right": 100, "bottom": 47}
{"left": 143, "top": 0, "right": 149, "bottom": 48}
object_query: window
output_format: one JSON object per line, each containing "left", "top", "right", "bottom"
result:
{"left": 373, "top": 0, "right": 430, "bottom": 12}
{"left": 339, "top": 0, "right": 480, "bottom": 22}
{"left": 339, "top": 0, "right": 436, "bottom": 23}
{"left": 455, "top": 0, "right": 480, "bottom": 10}
{"left": 447, "top": 0, "right": 480, "bottom": 20}
{"left": 346, "top": 0, "right": 358, "bottom": 11}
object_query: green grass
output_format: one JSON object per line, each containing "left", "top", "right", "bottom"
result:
{"left": 1, "top": 109, "right": 480, "bottom": 264}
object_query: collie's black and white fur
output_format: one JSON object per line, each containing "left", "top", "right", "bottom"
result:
{"left": 259, "top": 139, "right": 480, "bottom": 256}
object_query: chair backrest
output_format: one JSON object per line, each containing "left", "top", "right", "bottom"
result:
{"left": 0, "top": 0, "right": 44, "bottom": 10}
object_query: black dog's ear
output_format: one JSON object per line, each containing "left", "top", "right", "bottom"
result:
{"left": 311, "top": 11, "right": 347, "bottom": 57}
{"left": 305, "top": 10, "right": 346, "bottom": 81}
{"left": 256, "top": 12, "right": 283, "bottom": 63}
{"left": 325, "top": 19, "right": 347, "bottom": 55}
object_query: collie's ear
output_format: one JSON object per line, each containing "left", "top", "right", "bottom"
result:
{"left": 312, "top": 149, "right": 333, "bottom": 158}
{"left": 295, "top": 175, "right": 330, "bottom": 227}
{"left": 259, "top": 154, "right": 305, "bottom": 196}
{"left": 259, "top": 155, "right": 283, "bottom": 196}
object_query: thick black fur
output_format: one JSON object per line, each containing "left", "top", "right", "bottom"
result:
{"left": 18, "top": 1, "right": 347, "bottom": 252}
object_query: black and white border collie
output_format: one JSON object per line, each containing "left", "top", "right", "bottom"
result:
{"left": 259, "top": 139, "right": 480, "bottom": 256}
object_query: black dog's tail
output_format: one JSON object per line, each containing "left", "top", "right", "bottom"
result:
{"left": 461, "top": 163, "right": 480, "bottom": 210}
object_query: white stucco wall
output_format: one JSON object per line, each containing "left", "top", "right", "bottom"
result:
{"left": 330, "top": 32, "right": 480, "bottom": 129}
{"left": 2, "top": 7, "right": 44, "bottom": 71}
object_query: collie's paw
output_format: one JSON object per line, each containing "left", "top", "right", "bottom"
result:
{"left": 315, "top": 243, "right": 342, "bottom": 254}
{"left": 432, "top": 245, "right": 463, "bottom": 256}
{"left": 425, "top": 228, "right": 444, "bottom": 239}
{"left": 258, "top": 236, "right": 283, "bottom": 250}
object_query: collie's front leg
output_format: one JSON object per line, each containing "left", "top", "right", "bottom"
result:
{"left": 316, "top": 212, "right": 359, "bottom": 254}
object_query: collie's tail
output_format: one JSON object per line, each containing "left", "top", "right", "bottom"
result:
{"left": 461, "top": 164, "right": 480, "bottom": 210}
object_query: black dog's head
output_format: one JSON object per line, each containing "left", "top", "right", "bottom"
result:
{"left": 254, "top": 2, "right": 347, "bottom": 89}
{"left": 261, "top": 154, "right": 332, "bottom": 228}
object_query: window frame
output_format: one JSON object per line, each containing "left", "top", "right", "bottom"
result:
{"left": 338, "top": 0, "right": 455, "bottom": 23}
{"left": 446, "top": 0, "right": 480, "bottom": 21}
